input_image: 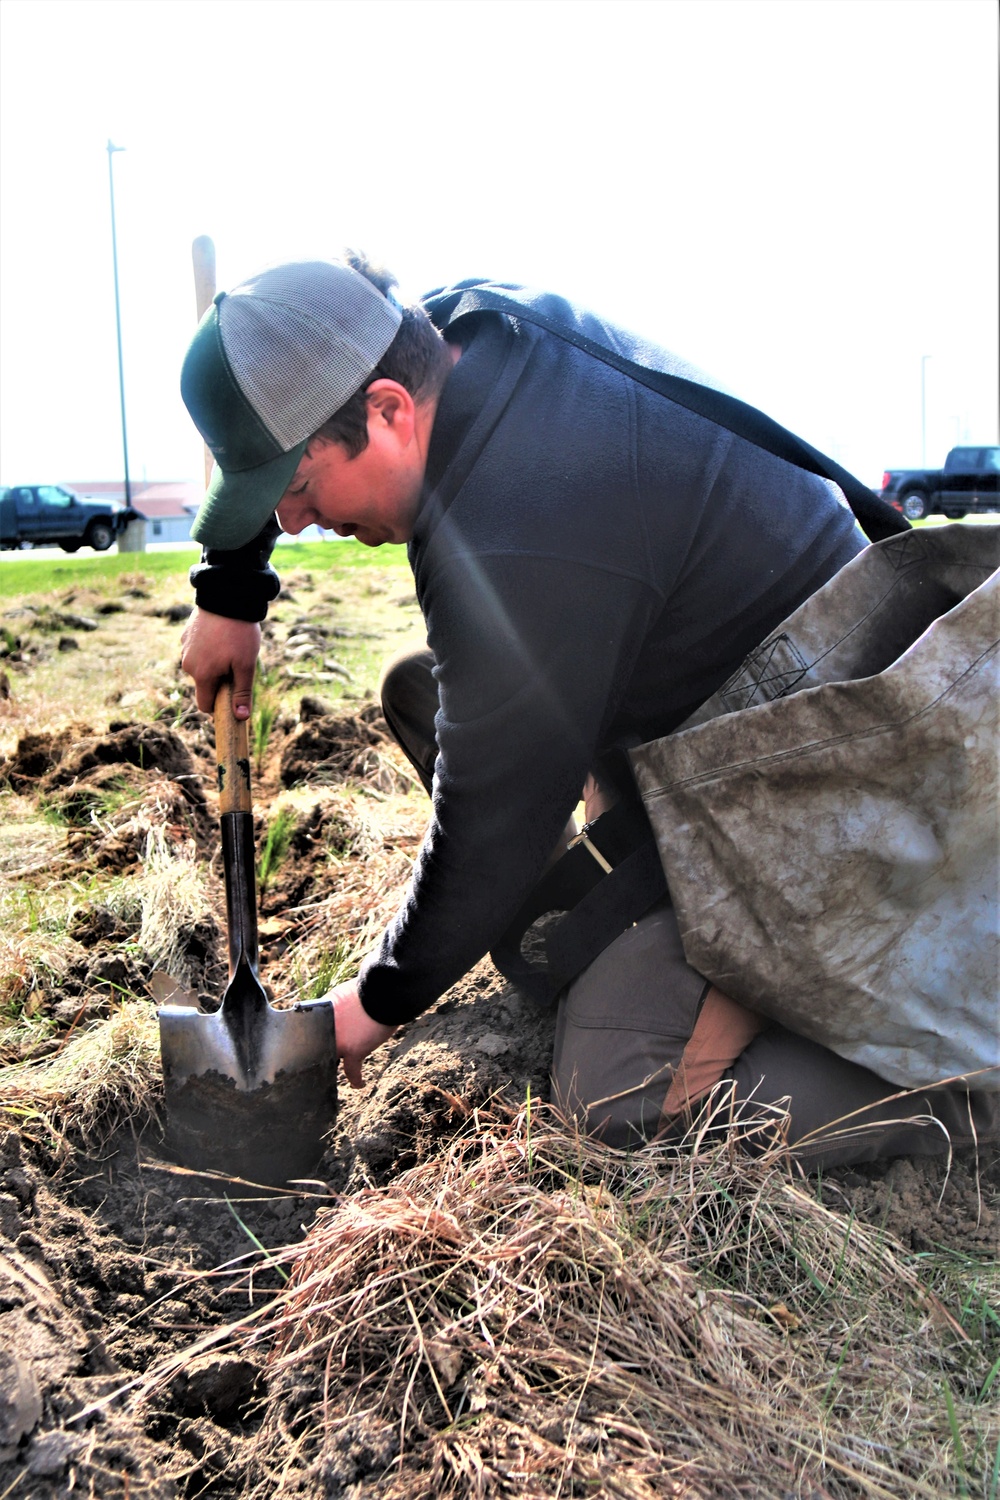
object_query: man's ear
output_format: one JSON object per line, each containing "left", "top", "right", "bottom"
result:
{"left": 364, "top": 379, "right": 416, "bottom": 441}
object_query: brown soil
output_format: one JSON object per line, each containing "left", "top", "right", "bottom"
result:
{"left": 0, "top": 565, "right": 996, "bottom": 1498}
{"left": 0, "top": 567, "right": 559, "bottom": 1496}
{"left": 279, "top": 705, "right": 398, "bottom": 789}
{"left": 817, "top": 1148, "right": 999, "bottom": 1258}
{"left": 0, "top": 964, "right": 557, "bottom": 1497}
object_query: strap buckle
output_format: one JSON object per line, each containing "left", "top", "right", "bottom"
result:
{"left": 567, "top": 823, "right": 614, "bottom": 875}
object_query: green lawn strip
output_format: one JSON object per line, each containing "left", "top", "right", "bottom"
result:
{"left": 0, "top": 540, "right": 412, "bottom": 601}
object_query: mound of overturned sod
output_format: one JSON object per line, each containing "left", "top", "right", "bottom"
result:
{"left": 131, "top": 1102, "right": 996, "bottom": 1500}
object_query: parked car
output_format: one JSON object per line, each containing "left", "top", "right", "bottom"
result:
{"left": 879, "top": 446, "right": 1000, "bottom": 521}
{"left": 0, "top": 485, "right": 139, "bottom": 552}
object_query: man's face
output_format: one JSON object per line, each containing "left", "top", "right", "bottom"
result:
{"left": 275, "top": 384, "right": 425, "bottom": 547}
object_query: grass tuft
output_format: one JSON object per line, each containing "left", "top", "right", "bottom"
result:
{"left": 134, "top": 826, "right": 213, "bottom": 987}
{"left": 252, "top": 665, "right": 283, "bottom": 778}
{"left": 292, "top": 939, "right": 358, "bottom": 1001}
{"left": 258, "top": 806, "right": 297, "bottom": 896}
{"left": 0, "top": 881, "right": 76, "bottom": 1023}
{"left": 0, "top": 1000, "right": 161, "bottom": 1151}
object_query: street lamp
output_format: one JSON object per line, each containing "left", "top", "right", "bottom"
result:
{"left": 106, "top": 141, "right": 131, "bottom": 510}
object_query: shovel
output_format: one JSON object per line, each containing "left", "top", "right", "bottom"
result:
{"left": 159, "top": 681, "right": 336, "bottom": 1186}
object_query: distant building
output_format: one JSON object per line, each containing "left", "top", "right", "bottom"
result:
{"left": 63, "top": 479, "right": 201, "bottom": 544}
{"left": 60, "top": 480, "right": 334, "bottom": 546}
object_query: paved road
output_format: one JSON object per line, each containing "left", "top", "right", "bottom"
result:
{"left": 3, "top": 515, "right": 996, "bottom": 566}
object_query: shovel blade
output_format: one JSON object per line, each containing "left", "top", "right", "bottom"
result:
{"left": 159, "top": 998, "right": 336, "bottom": 1186}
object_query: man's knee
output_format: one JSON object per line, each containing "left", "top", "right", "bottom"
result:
{"left": 551, "top": 902, "right": 707, "bottom": 1149}
{"left": 379, "top": 645, "right": 436, "bottom": 723}
{"left": 379, "top": 646, "right": 438, "bottom": 794}
{"left": 549, "top": 910, "right": 1000, "bottom": 1170}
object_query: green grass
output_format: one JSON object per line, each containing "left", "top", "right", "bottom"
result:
{"left": 915, "top": 513, "right": 1000, "bottom": 528}
{"left": 1, "top": 884, "right": 70, "bottom": 939}
{"left": 0, "top": 548, "right": 200, "bottom": 599}
{"left": 917, "top": 1245, "right": 1000, "bottom": 1366}
{"left": 0, "top": 539, "right": 412, "bottom": 601}
{"left": 40, "top": 774, "right": 141, "bottom": 828}
{"left": 258, "top": 806, "right": 297, "bottom": 895}
{"left": 278, "top": 539, "right": 411, "bottom": 572}
{"left": 251, "top": 664, "right": 283, "bottom": 777}
{"left": 293, "top": 939, "right": 357, "bottom": 1000}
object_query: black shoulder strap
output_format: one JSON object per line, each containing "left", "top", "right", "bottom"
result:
{"left": 490, "top": 800, "right": 667, "bottom": 1005}
{"left": 427, "top": 286, "right": 907, "bottom": 544}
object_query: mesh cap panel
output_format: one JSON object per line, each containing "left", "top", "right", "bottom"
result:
{"left": 218, "top": 262, "right": 402, "bottom": 452}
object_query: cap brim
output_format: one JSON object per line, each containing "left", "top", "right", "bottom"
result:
{"left": 190, "top": 442, "right": 307, "bottom": 550}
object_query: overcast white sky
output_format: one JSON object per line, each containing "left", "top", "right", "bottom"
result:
{"left": 0, "top": 0, "right": 996, "bottom": 492}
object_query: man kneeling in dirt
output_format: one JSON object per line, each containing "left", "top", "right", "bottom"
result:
{"left": 179, "top": 255, "right": 996, "bottom": 1170}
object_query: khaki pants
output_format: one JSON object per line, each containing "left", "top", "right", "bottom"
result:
{"left": 382, "top": 646, "right": 999, "bottom": 1170}
{"left": 551, "top": 901, "right": 998, "bottom": 1167}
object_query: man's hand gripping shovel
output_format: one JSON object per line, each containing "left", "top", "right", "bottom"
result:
{"left": 158, "top": 681, "right": 337, "bottom": 1187}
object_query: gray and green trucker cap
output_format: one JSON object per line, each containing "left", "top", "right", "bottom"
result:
{"left": 181, "top": 261, "right": 403, "bottom": 549}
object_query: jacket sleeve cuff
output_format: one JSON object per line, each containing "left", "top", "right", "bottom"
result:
{"left": 189, "top": 516, "right": 282, "bottom": 622}
{"left": 357, "top": 953, "right": 433, "bottom": 1028}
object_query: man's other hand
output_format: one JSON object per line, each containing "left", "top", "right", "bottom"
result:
{"left": 180, "top": 608, "right": 261, "bottom": 718}
{"left": 330, "top": 983, "right": 396, "bottom": 1088}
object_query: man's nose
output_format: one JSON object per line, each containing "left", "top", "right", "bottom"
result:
{"left": 276, "top": 495, "right": 309, "bottom": 534}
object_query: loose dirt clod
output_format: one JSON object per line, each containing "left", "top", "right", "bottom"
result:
{"left": 278, "top": 709, "right": 400, "bottom": 789}
{"left": 1, "top": 721, "right": 198, "bottom": 794}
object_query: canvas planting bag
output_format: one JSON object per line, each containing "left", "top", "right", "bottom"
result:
{"left": 630, "top": 525, "right": 1000, "bottom": 1092}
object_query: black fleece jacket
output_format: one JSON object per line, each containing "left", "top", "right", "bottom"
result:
{"left": 192, "top": 286, "right": 866, "bottom": 1027}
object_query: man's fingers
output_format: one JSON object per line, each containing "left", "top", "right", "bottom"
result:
{"left": 192, "top": 677, "right": 217, "bottom": 714}
{"left": 329, "top": 981, "right": 394, "bottom": 1089}
{"left": 230, "top": 654, "right": 257, "bottom": 721}
{"left": 230, "top": 681, "right": 254, "bottom": 721}
{"left": 180, "top": 611, "right": 262, "bottom": 719}
{"left": 341, "top": 1055, "right": 364, "bottom": 1089}
{"left": 196, "top": 669, "right": 252, "bottom": 718}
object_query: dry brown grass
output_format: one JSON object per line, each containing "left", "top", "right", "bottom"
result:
{"left": 0, "top": 796, "right": 65, "bottom": 881}
{"left": 0, "top": 599, "right": 182, "bottom": 752}
{"left": 0, "top": 998, "right": 160, "bottom": 1152}
{"left": 0, "top": 782, "right": 208, "bottom": 1014}
{"left": 137, "top": 1099, "right": 995, "bottom": 1498}
{"left": 134, "top": 823, "right": 213, "bottom": 987}
{"left": 272, "top": 785, "right": 425, "bottom": 1002}
{"left": 0, "top": 866, "right": 79, "bottom": 1024}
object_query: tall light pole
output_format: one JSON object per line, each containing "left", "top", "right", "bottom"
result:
{"left": 920, "top": 353, "right": 931, "bottom": 467}
{"left": 106, "top": 141, "right": 131, "bottom": 510}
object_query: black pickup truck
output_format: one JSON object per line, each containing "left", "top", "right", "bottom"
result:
{"left": 879, "top": 446, "right": 1000, "bottom": 521}
{"left": 0, "top": 485, "right": 138, "bottom": 552}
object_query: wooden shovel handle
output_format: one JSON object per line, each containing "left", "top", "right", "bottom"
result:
{"left": 192, "top": 236, "right": 217, "bottom": 492}
{"left": 192, "top": 235, "right": 216, "bottom": 324}
{"left": 214, "top": 680, "right": 252, "bottom": 815}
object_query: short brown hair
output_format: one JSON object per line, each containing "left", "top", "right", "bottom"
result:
{"left": 309, "top": 251, "right": 453, "bottom": 458}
